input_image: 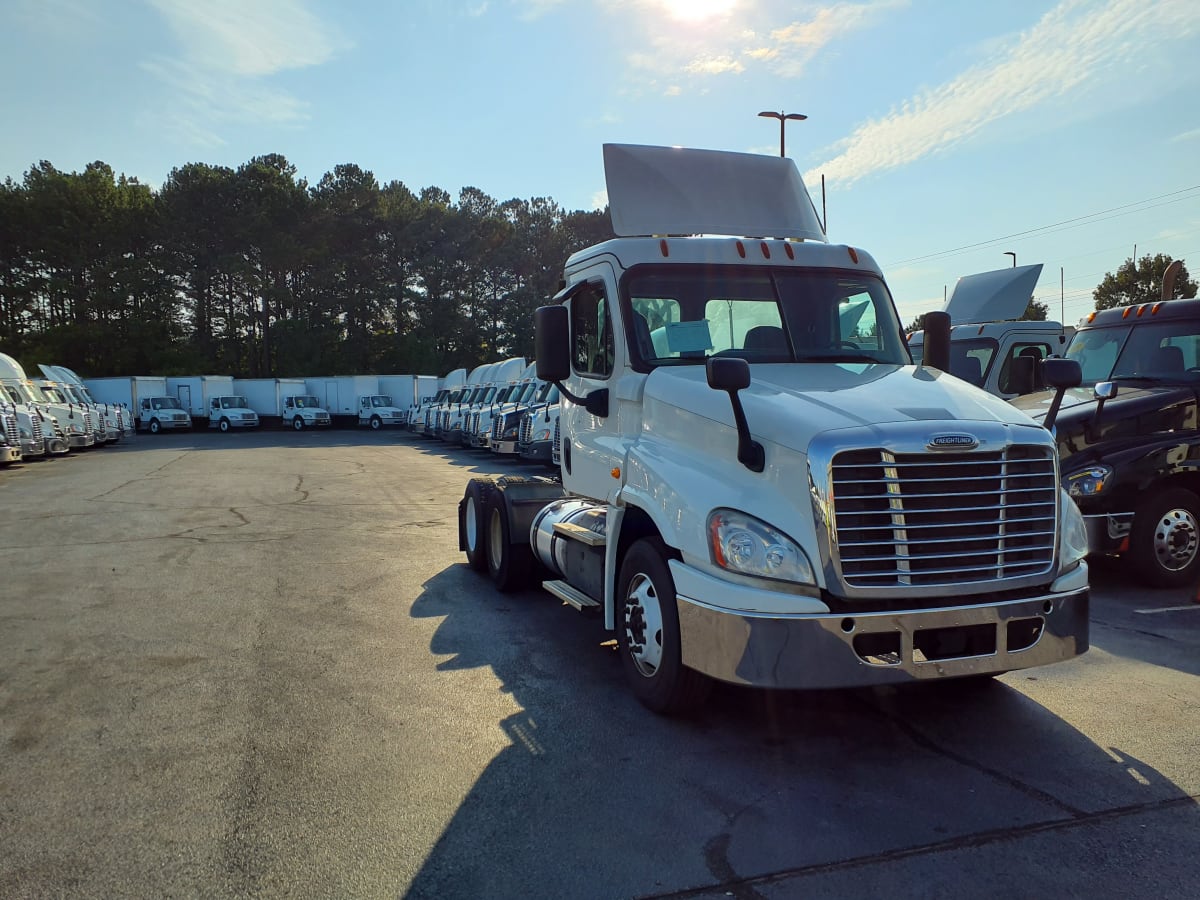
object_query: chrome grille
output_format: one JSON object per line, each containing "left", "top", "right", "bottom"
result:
{"left": 831, "top": 446, "right": 1057, "bottom": 587}
{"left": 2, "top": 412, "right": 17, "bottom": 446}
{"left": 551, "top": 414, "right": 561, "bottom": 466}
{"left": 470, "top": 412, "right": 480, "bottom": 435}
{"left": 490, "top": 413, "right": 503, "bottom": 442}
{"left": 31, "top": 413, "right": 44, "bottom": 443}
{"left": 519, "top": 410, "right": 533, "bottom": 445}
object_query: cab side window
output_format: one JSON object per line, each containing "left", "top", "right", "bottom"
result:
{"left": 997, "top": 342, "right": 1051, "bottom": 394}
{"left": 571, "top": 283, "right": 614, "bottom": 378}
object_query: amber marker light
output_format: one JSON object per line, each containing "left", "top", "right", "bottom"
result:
{"left": 611, "top": 467, "right": 621, "bottom": 479}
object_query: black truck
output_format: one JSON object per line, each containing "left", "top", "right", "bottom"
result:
{"left": 1011, "top": 298, "right": 1200, "bottom": 587}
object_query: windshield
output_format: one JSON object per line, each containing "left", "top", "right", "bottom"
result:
{"left": 293, "top": 395, "right": 320, "bottom": 408}
{"left": 151, "top": 398, "right": 182, "bottom": 410}
{"left": 40, "top": 385, "right": 68, "bottom": 403}
{"left": 533, "top": 381, "right": 555, "bottom": 403}
{"left": 1066, "top": 320, "right": 1200, "bottom": 385}
{"left": 370, "top": 395, "right": 393, "bottom": 407}
{"left": 623, "top": 265, "right": 909, "bottom": 369}
{"left": 220, "top": 396, "right": 248, "bottom": 409}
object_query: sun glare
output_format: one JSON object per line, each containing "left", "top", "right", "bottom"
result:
{"left": 659, "top": 0, "right": 738, "bottom": 23}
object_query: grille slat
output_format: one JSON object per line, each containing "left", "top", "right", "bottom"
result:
{"left": 832, "top": 446, "right": 1057, "bottom": 587}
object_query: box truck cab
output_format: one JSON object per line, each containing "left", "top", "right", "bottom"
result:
{"left": 282, "top": 394, "right": 332, "bottom": 430}
{"left": 458, "top": 144, "right": 1090, "bottom": 715}
{"left": 208, "top": 395, "right": 259, "bottom": 431}
{"left": 357, "top": 395, "right": 406, "bottom": 429}
{"left": 907, "top": 265, "right": 1073, "bottom": 398}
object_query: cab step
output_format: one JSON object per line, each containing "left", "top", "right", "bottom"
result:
{"left": 543, "top": 579, "right": 600, "bottom": 611}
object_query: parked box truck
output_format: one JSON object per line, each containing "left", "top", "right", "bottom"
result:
{"left": 85, "top": 376, "right": 190, "bottom": 433}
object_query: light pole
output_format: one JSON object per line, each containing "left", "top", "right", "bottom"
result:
{"left": 1003, "top": 251, "right": 1016, "bottom": 267}
{"left": 758, "top": 110, "right": 807, "bottom": 158}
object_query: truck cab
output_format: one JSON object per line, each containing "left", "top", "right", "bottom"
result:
{"left": 907, "top": 265, "right": 1072, "bottom": 398}
{"left": 209, "top": 395, "right": 259, "bottom": 431}
{"left": 282, "top": 395, "right": 331, "bottom": 430}
{"left": 0, "top": 408, "right": 23, "bottom": 464}
{"left": 1011, "top": 298, "right": 1200, "bottom": 587}
{"left": 357, "top": 395, "right": 406, "bottom": 429}
{"left": 459, "top": 144, "right": 1090, "bottom": 715}
{"left": 139, "top": 396, "right": 191, "bottom": 433}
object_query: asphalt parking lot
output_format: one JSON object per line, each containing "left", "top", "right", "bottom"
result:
{"left": 1, "top": 429, "right": 1197, "bottom": 899}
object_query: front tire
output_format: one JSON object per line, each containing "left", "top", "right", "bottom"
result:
{"left": 460, "top": 478, "right": 495, "bottom": 572}
{"left": 219, "top": 417, "right": 230, "bottom": 433}
{"left": 292, "top": 416, "right": 305, "bottom": 431}
{"left": 148, "top": 418, "right": 160, "bottom": 434}
{"left": 616, "top": 538, "right": 712, "bottom": 716}
{"left": 485, "top": 491, "right": 533, "bottom": 592}
{"left": 1129, "top": 487, "right": 1200, "bottom": 587}
{"left": 370, "top": 415, "right": 382, "bottom": 430}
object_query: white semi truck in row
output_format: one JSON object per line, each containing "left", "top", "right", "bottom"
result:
{"left": 1, "top": 352, "right": 88, "bottom": 451}
{"left": 457, "top": 144, "right": 1091, "bottom": 715}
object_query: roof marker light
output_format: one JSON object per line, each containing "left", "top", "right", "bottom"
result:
{"left": 1152, "top": 302, "right": 1163, "bottom": 314}
{"left": 736, "top": 241, "right": 746, "bottom": 258}
{"left": 1087, "top": 312, "right": 1097, "bottom": 323}
{"left": 659, "top": 239, "right": 669, "bottom": 257}
{"left": 760, "top": 241, "right": 771, "bottom": 259}
{"left": 847, "top": 247, "right": 859, "bottom": 264}
{"left": 784, "top": 243, "right": 794, "bottom": 260}
{"left": 1122, "top": 307, "right": 1132, "bottom": 319}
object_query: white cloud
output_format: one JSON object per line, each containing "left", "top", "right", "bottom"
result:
{"left": 147, "top": 0, "right": 347, "bottom": 77}
{"left": 805, "top": 0, "right": 1200, "bottom": 186}
{"left": 142, "top": 0, "right": 347, "bottom": 146}
{"left": 513, "top": 0, "right": 567, "bottom": 21}
{"left": 591, "top": 189, "right": 609, "bottom": 210}
{"left": 1170, "top": 128, "right": 1200, "bottom": 143}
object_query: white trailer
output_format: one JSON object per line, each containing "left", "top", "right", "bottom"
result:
{"left": 458, "top": 143, "right": 1091, "bottom": 715}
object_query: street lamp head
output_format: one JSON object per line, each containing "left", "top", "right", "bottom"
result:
{"left": 758, "top": 110, "right": 783, "bottom": 120}
{"left": 784, "top": 113, "right": 808, "bottom": 121}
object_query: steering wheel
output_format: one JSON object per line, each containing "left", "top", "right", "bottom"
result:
{"left": 837, "top": 340, "right": 861, "bottom": 350}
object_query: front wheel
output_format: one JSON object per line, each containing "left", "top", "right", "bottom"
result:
{"left": 1129, "top": 487, "right": 1200, "bottom": 587}
{"left": 148, "top": 418, "right": 160, "bottom": 434}
{"left": 616, "top": 538, "right": 712, "bottom": 715}
{"left": 219, "top": 417, "right": 230, "bottom": 433}
{"left": 370, "top": 415, "right": 382, "bottom": 430}
{"left": 292, "top": 416, "right": 305, "bottom": 431}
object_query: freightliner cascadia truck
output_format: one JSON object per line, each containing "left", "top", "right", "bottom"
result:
{"left": 458, "top": 144, "right": 1091, "bottom": 715}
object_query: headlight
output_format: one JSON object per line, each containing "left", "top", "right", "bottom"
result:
{"left": 1058, "top": 489, "right": 1090, "bottom": 570}
{"left": 1064, "top": 465, "right": 1111, "bottom": 497}
{"left": 708, "top": 509, "right": 815, "bottom": 586}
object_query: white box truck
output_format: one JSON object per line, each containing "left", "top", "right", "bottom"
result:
{"left": 85, "top": 376, "right": 190, "bottom": 434}
{"left": 306, "top": 375, "right": 379, "bottom": 423}
{"left": 457, "top": 144, "right": 1091, "bottom": 715}
{"left": 234, "top": 378, "right": 308, "bottom": 427}
{"left": 165, "top": 375, "right": 258, "bottom": 430}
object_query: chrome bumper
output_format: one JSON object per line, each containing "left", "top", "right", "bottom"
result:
{"left": 67, "top": 433, "right": 95, "bottom": 448}
{"left": 673, "top": 562, "right": 1089, "bottom": 690}
{"left": 0, "top": 446, "right": 21, "bottom": 463}
{"left": 491, "top": 439, "right": 519, "bottom": 455}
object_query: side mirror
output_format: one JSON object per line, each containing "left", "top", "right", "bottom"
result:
{"left": 705, "top": 357, "right": 763, "bottom": 473}
{"left": 1042, "top": 358, "right": 1083, "bottom": 433}
{"left": 922, "top": 311, "right": 951, "bottom": 372}
{"left": 1008, "top": 354, "right": 1035, "bottom": 396}
{"left": 535, "top": 306, "right": 570, "bottom": 383}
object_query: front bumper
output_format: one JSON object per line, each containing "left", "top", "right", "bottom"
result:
{"left": 672, "top": 561, "right": 1090, "bottom": 690}
{"left": 518, "top": 441, "right": 552, "bottom": 463}
{"left": 66, "top": 432, "right": 95, "bottom": 449}
{"left": 492, "top": 439, "right": 519, "bottom": 455}
{"left": 1082, "top": 511, "right": 1133, "bottom": 555}
{"left": 0, "top": 446, "right": 21, "bottom": 463}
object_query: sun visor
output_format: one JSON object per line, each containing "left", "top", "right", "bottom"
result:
{"left": 944, "top": 264, "right": 1044, "bottom": 324}
{"left": 603, "top": 144, "right": 827, "bottom": 241}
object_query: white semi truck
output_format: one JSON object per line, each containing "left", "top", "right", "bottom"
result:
{"left": 40, "top": 365, "right": 128, "bottom": 440}
{"left": 1, "top": 352, "right": 92, "bottom": 449}
{"left": 906, "top": 265, "right": 1074, "bottom": 399}
{"left": 457, "top": 144, "right": 1091, "bottom": 715}
{"left": 0, "top": 408, "right": 23, "bottom": 464}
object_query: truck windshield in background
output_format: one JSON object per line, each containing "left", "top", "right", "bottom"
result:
{"left": 150, "top": 398, "right": 182, "bottom": 410}
{"left": 622, "top": 266, "right": 911, "bottom": 368}
{"left": 1065, "top": 319, "right": 1200, "bottom": 385}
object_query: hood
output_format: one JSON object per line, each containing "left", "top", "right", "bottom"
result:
{"left": 644, "top": 363, "right": 1041, "bottom": 453}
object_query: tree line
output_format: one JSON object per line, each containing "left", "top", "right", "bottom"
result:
{"left": 0, "top": 155, "right": 614, "bottom": 379}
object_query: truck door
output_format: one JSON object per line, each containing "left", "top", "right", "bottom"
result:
{"left": 560, "top": 270, "right": 624, "bottom": 502}
{"left": 178, "top": 385, "right": 191, "bottom": 415}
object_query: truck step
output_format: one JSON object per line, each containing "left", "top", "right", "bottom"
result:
{"left": 551, "top": 521, "right": 606, "bottom": 547}
{"left": 543, "top": 579, "right": 600, "bottom": 611}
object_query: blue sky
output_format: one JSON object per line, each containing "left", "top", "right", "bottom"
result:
{"left": 3, "top": 0, "right": 1199, "bottom": 324}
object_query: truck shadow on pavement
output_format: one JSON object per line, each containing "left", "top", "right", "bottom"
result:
{"left": 405, "top": 566, "right": 1197, "bottom": 900}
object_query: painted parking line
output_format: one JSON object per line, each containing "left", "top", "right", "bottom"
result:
{"left": 1133, "top": 604, "right": 1200, "bottom": 615}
